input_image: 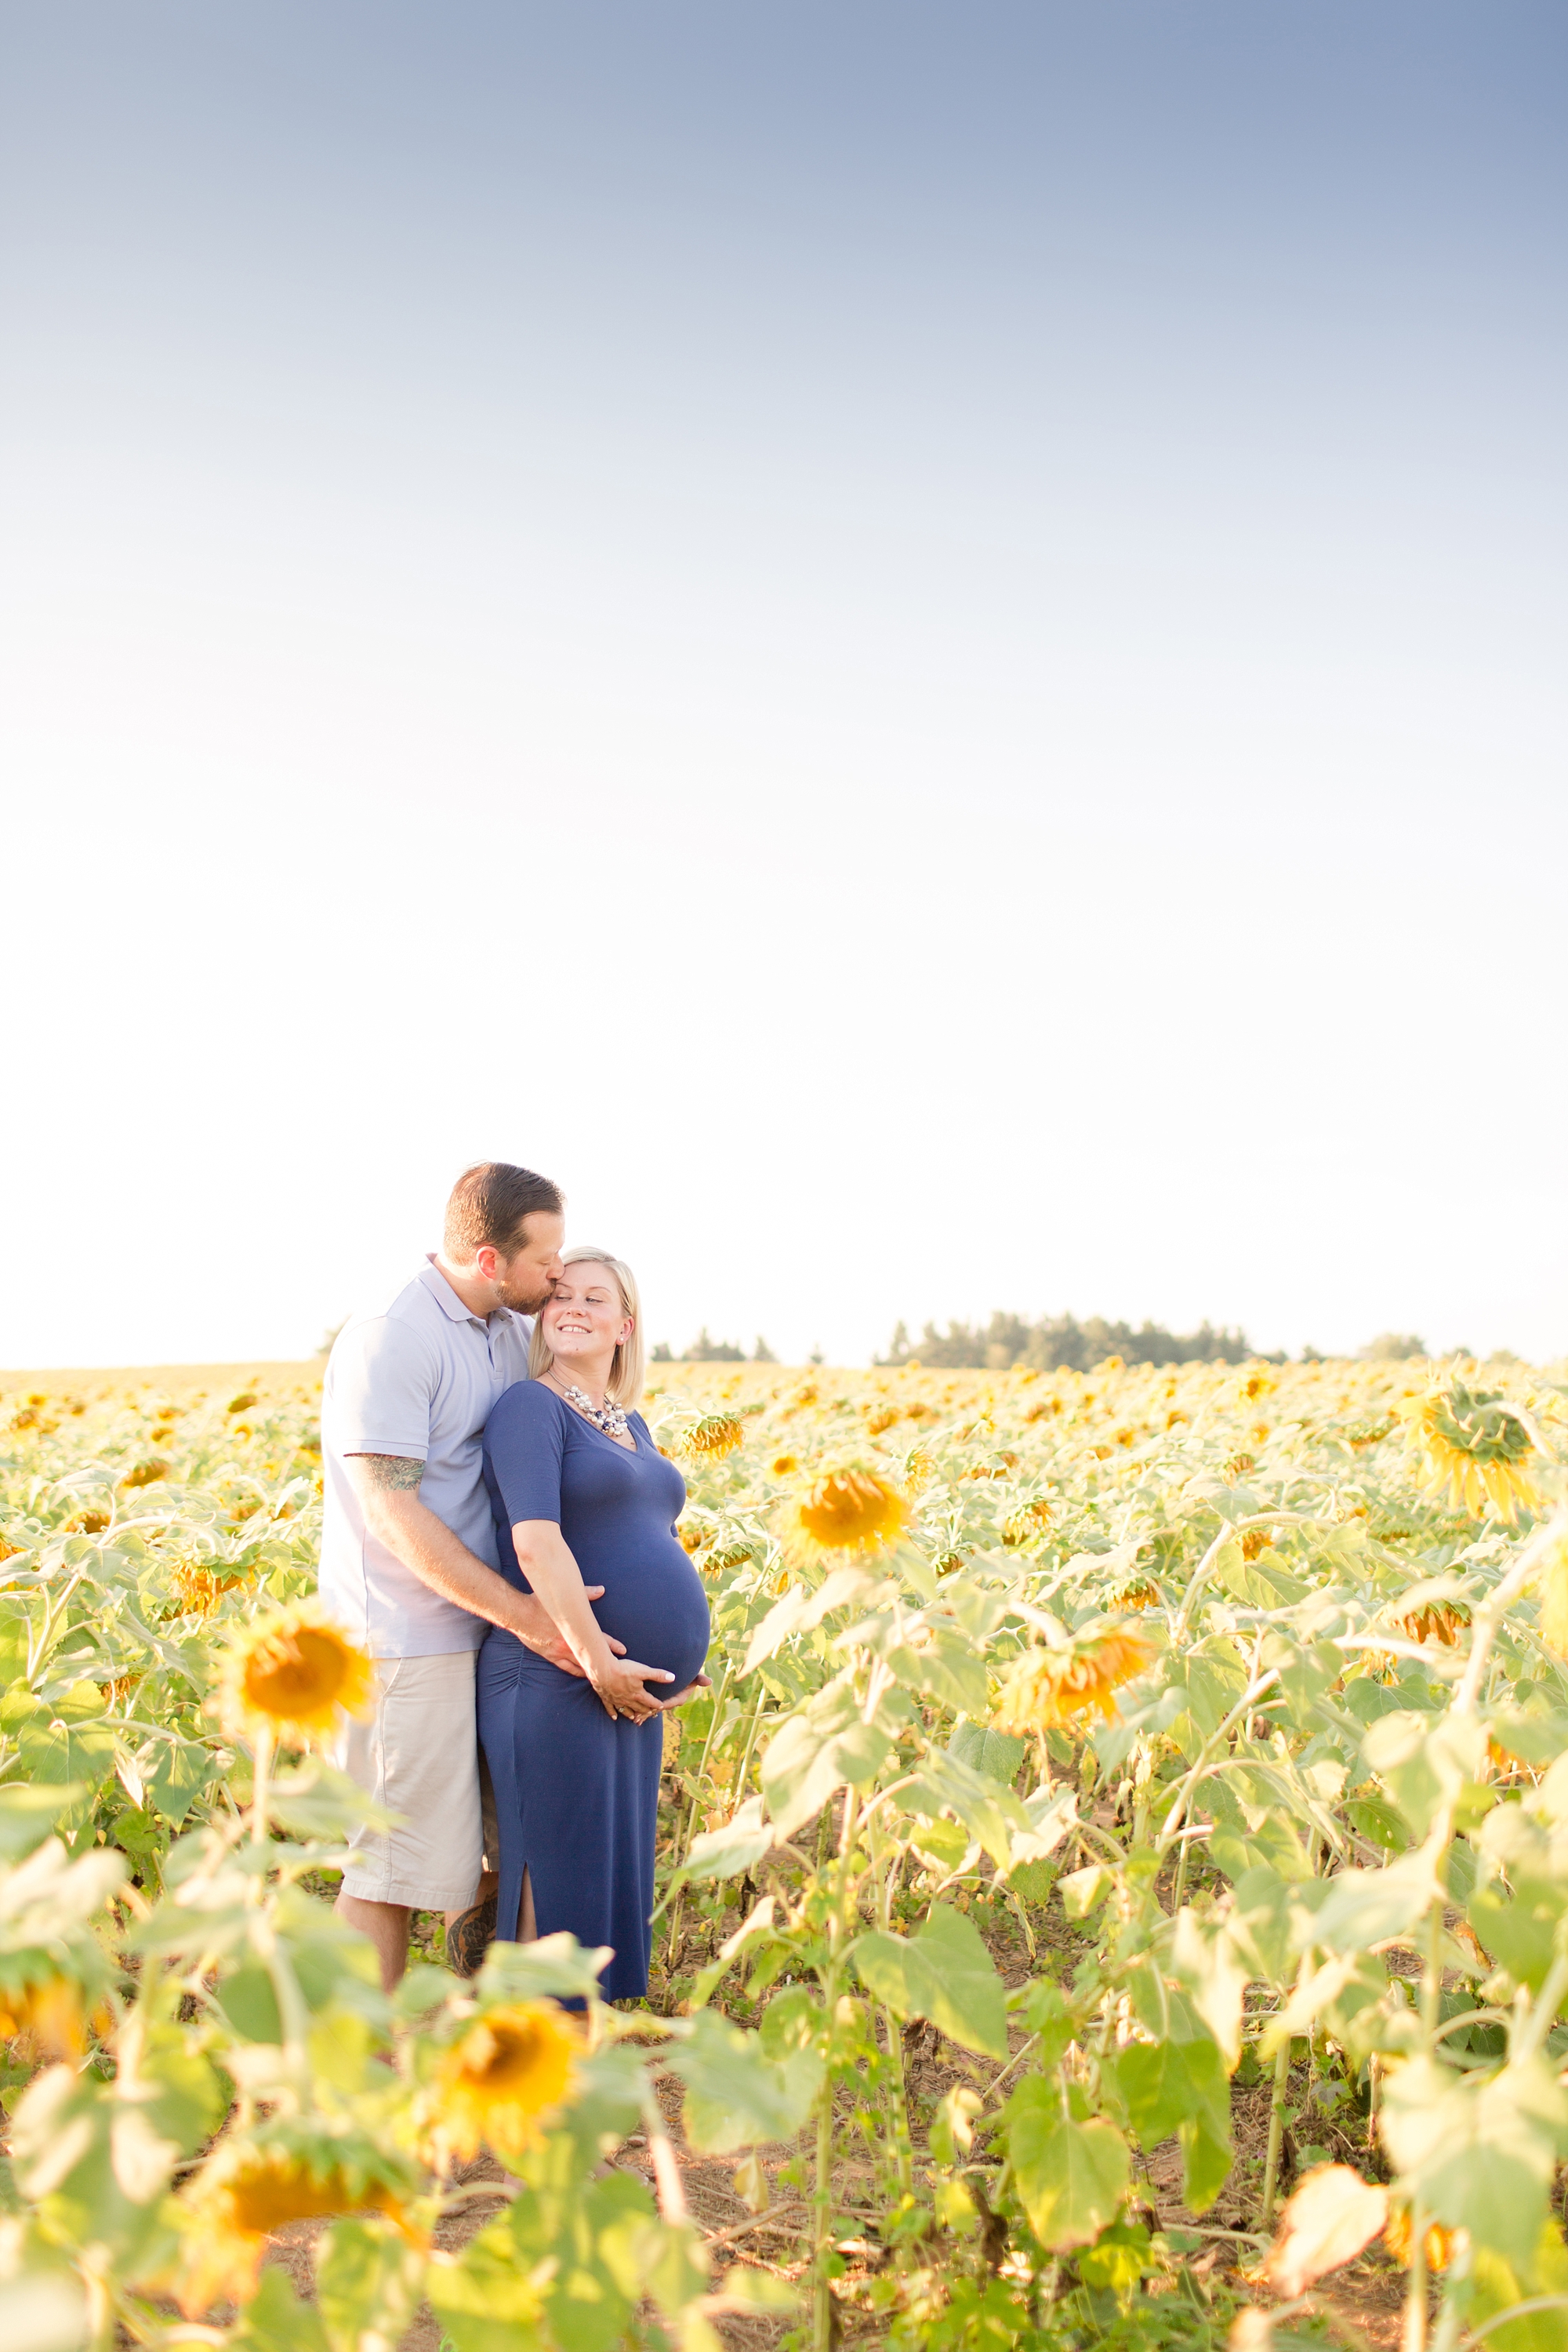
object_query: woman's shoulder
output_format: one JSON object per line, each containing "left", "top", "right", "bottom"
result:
{"left": 487, "top": 1377, "right": 569, "bottom": 1436}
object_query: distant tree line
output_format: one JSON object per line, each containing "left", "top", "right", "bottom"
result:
{"left": 650, "top": 1329, "right": 778, "bottom": 1364}
{"left": 876, "top": 1312, "right": 1263, "bottom": 1371}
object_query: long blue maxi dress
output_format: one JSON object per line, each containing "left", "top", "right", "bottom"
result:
{"left": 477, "top": 1381, "right": 710, "bottom": 2002}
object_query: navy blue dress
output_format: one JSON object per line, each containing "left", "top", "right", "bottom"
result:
{"left": 478, "top": 1381, "right": 710, "bottom": 2001}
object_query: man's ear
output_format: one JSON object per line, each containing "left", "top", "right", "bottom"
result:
{"left": 473, "top": 1245, "right": 499, "bottom": 1281}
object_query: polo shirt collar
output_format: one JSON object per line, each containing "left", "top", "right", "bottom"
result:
{"left": 419, "top": 1255, "right": 517, "bottom": 1329}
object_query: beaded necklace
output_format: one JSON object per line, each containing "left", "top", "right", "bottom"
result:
{"left": 557, "top": 1381, "right": 632, "bottom": 1441}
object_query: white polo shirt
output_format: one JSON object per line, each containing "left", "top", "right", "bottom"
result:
{"left": 318, "top": 1259, "right": 534, "bottom": 1658}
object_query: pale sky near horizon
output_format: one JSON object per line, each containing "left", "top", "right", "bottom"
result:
{"left": 2, "top": 3, "right": 1564, "bottom": 1369}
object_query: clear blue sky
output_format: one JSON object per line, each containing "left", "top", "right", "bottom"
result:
{"left": 2, "top": 3, "right": 1564, "bottom": 1365}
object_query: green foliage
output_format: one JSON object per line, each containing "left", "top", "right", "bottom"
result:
{"left": 5, "top": 1352, "right": 1568, "bottom": 2352}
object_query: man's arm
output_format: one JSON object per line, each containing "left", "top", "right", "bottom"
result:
{"left": 345, "top": 1456, "right": 624, "bottom": 1672}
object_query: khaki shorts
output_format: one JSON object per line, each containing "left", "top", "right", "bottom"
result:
{"left": 335, "top": 1650, "right": 492, "bottom": 1911}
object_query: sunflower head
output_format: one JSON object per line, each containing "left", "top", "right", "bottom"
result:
{"left": 1105, "top": 1573, "right": 1161, "bottom": 1612}
{"left": 218, "top": 1600, "right": 375, "bottom": 1746}
{"left": 684, "top": 1414, "right": 746, "bottom": 1460}
{"left": 1396, "top": 1599, "right": 1471, "bottom": 1648}
{"left": 1383, "top": 2204, "right": 1458, "bottom": 2275}
{"left": 993, "top": 1621, "right": 1155, "bottom": 1735}
{"left": 1399, "top": 1379, "right": 1541, "bottom": 1523}
{"left": 176, "top": 2125, "right": 411, "bottom": 2314}
{"left": 1001, "top": 1497, "right": 1053, "bottom": 1546}
{"left": 169, "top": 1559, "right": 247, "bottom": 1617}
{"left": 769, "top": 1452, "right": 800, "bottom": 1479}
{"left": 432, "top": 2002, "right": 579, "bottom": 2162}
{"left": 0, "top": 1973, "right": 85, "bottom": 2059}
{"left": 782, "top": 1468, "right": 909, "bottom": 1557}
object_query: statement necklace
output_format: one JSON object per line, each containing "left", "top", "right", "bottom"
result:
{"left": 558, "top": 1381, "right": 632, "bottom": 1441}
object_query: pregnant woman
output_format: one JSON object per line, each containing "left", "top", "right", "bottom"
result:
{"left": 478, "top": 1247, "right": 710, "bottom": 2000}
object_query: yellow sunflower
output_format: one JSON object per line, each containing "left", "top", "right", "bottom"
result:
{"left": 994, "top": 1622, "right": 1154, "bottom": 1733}
{"left": 431, "top": 2002, "right": 579, "bottom": 2162}
{"left": 1398, "top": 1379, "right": 1542, "bottom": 1523}
{"left": 0, "top": 1974, "right": 85, "bottom": 2058}
{"left": 683, "top": 1414, "right": 746, "bottom": 1459}
{"left": 782, "top": 1468, "right": 909, "bottom": 1556}
{"left": 176, "top": 2129, "right": 411, "bottom": 2314}
{"left": 218, "top": 1599, "right": 374, "bottom": 1746}
{"left": 169, "top": 1559, "right": 248, "bottom": 1617}
{"left": 1395, "top": 1599, "right": 1470, "bottom": 1648}
{"left": 1382, "top": 2205, "right": 1458, "bottom": 2275}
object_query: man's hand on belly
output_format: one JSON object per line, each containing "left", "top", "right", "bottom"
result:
{"left": 513, "top": 1592, "right": 626, "bottom": 1675}
{"left": 345, "top": 1456, "right": 625, "bottom": 1660}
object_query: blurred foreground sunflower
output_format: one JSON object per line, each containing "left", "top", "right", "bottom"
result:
{"left": 1382, "top": 2204, "right": 1459, "bottom": 2274}
{"left": 431, "top": 2001, "right": 579, "bottom": 2163}
{"left": 218, "top": 1599, "right": 374, "bottom": 1746}
{"left": 0, "top": 1973, "right": 85, "bottom": 2058}
{"left": 176, "top": 2125, "right": 413, "bottom": 2314}
{"left": 1398, "top": 1378, "right": 1543, "bottom": 1523}
{"left": 782, "top": 1468, "right": 909, "bottom": 1556}
{"left": 994, "top": 1621, "right": 1155, "bottom": 1733}
{"left": 1535, "top": 1529, "right": 1568, "bottom": 1661}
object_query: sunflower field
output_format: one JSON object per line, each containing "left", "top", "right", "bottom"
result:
{"left": 4, "top": 1351, "right": 1568, "bottom": 2352}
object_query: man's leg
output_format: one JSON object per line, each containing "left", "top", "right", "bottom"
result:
{"left": 333, "top": 1654, "right": 484, "bottom": 1987}
{"left": 445, "top": 1873, "right": 499, "bottom": 1976}
{"left": 447, "top": 1746, "right": 500, "bottom": 1978}
{"left": 336, "top": 1893, "right": 413, "bottom": 1993}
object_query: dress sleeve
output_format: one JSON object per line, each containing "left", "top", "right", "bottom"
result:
{"left": 326, "top": 1317, "right": 435, "bottom": 1461}
{"left": 487, "top": 1382, "right": 567, "bottom": 1527}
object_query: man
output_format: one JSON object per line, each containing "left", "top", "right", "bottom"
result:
{"left": 318, "top": 1160, "right": 651, "bottom": 1987}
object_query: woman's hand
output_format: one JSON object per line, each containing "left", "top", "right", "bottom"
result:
{"left": 588, "top": 1653, "right": 674, "bottom": 1725}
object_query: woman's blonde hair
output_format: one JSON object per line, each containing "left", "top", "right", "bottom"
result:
{"left": 528, "top": 1246, "right": 647, "bottom": 1409}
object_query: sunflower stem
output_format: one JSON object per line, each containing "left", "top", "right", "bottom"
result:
{"left": 1261, "top": 2013, "right": 1294, "bottom": 2226}
{"left": 732, "top": 1679, "right": 769, "bottom": 1798}
{"left": 811, "top": 2025, "right": 838, "bottom": 2352}
{"left": 249, "top": 1724, "right": 274, "bottom": 1859}
{"left": 677, "top": 1657, "right": 732, "bottom": 1867}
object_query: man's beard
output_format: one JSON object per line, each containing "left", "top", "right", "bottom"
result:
{"left": 496, "top": 1269, "right": 557, "bottom": 1315}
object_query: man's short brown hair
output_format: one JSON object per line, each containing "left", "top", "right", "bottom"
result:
{"left": 443, "top": 1163, "right": 564, "bottom": 1261}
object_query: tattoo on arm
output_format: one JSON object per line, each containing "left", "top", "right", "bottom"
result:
{"left": 348, "top": 1454, "right": 425, "bottom": 1492}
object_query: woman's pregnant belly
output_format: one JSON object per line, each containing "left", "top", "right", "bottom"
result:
{"left": 591, "top": 1540, "right": 710, "bottom": 1695}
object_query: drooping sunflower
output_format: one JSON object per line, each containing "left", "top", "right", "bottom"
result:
{"left": 1105, "top": 1572, "right": 1161, "bottom": 1612}
{"left": 176, "top": 2125, "right": 412, "bottom": 2314}
{"left": 430, "top": 2001, "right": 579, "bottom": 2162}
{"left": 1398, "top": 1379, "right": 1542, "bottom": 1523}
{"left": 683, "top": 1413, "right": 746, "bottom": 1460}
{"left": 1395, "top": 1599, "right": 1471, "bottom": 1648}
{"left": 168, "top": 1559, "right": 248, "bottom": 1617}
{"left": 994, "top": 1621, "right": 1155, "bottom": 1734}
{"left": 782, "top": 1468, "right": 909, "bottom": 1557}
{"left": 217, "top": 1599, "right": 375, "bottom": 1746}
